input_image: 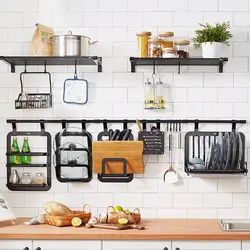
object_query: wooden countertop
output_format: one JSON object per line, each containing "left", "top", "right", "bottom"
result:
{"left": 1, "top": 218, "right": 250, "bottom": 240}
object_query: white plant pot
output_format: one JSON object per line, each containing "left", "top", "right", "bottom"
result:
{"left": 201, "top": 42, "right": 222, "bottom": 58}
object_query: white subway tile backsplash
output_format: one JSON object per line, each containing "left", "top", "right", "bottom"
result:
{"left": 233, "top": 194, "right": 250, "bottom": 207}
{"left": 98, "top": 88, "right": 127, "bottom": 102}
{"left": 218, "top": 178, "right": 247, "bottom": 193}
{"left": 0, "top": 0, "right": 37, "bottom": 12}
{"left": 53, "top": 12, "right": 83, "bottom": 27}
{"left": 84, "top": 193, "right": 113, "bottom": 207}
{"left": 128, "top": 178, "right": 158, "bottom": 193}
{"left": 218, "top": 88, "right": 248, "bottom": 103}
{"left": 234, "top": 73, "right": 250, "bottom": 87}
{"left": 203, "top": 103, "right": 233, "bottom": 118}
{"left": 173, "top": 193, "right": 202, "bottom": 208}
{"left": 0, "top": 13, "right": 23, "bottom": 27}
{"left": 83, "top": 12, "right": 112, "bottom": 27}
{"left": 114, "top": 193, "right": 142, "bottom": 207}
{"left": 53, "top": 193, "right": 84, "bottom": 207}
{"left": 23, "top": 13, "right": 54, "bottom": 27}
{"left": 98, "top": 27, "right": 127, "bottom": 42}
{"left": 204, "top": 73, "right": 234, "bottom": 87}
{"left": 173, "top": 103, "right": 203, "bottom": 118}
{"left": 143, "top": 194, "right": 172, "bottom": 208}
{"left": 188, "top": 88, "right": 217, "bottom": 103}
{"left": 38, "top": 0, "right": 67, "bottom": 12}
{"left": 158, "top": 0, "right": 188, "bottom": 11}
{"left": 128, "top": 0, "right": 157, "bottom": 11}
{"left": 217, "top": 208, "right": 247, "bottom": 219}
{"left": 203, "top": 194, "right": 232, "bottom": 208}
{"left": 98, "top": 0, "right": 127, "bottom": 11}
{"left": 188, "top": 179, "right": 217, "bottom": 193}
{"left": 24, "top": 193, "right": 53, "bottom": 207}
{"left": 143, "top": 12, "right": 172, "bottom": 27}
{"left": 68, "top": 0, "right": 98, "bottom": 12}
{"left": 219, "top": 0, "right": 248, "bottom": 11}
{"left": 173, "top": 12, "right": 202, "bottom": 27}
{"left": 158, "top": 208, "right": 187, "bottom": 218}
{"left": 187, "top": 209, "right": 217, "bottom": 218}
{"left": 203, "top": 12, "right": 234, "bottom": 24}
{"left": 114, "top": 73, "right": 143, "bottom": 87}
{"left": 234, "top": 12, "right": 250, "bottom": 26}
{"left": 174, "top": 73, "right": 203, "bottom": 87}
{"left": 113, "top": 12, "right": 143, "bottom": 27}
{"left": 188, "top": 0, "right": 218, "bottom": 11}
{"left": 234, "top": 42, "right": 250, "bottom": 57}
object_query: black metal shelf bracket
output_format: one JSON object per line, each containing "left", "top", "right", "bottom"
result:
{"left": 131, "top": 57, "right": 136, "bottom": 73}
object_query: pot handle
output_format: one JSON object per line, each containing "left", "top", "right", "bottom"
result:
{"left": 89, "top": 40, "right": 98, "bottom": 45}
{"left": 43, "top": 36, "right": 58, "bottom": 43}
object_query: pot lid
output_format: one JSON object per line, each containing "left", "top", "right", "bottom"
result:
{"left": 50, "top": 30, "right": 91, "bottom": 40}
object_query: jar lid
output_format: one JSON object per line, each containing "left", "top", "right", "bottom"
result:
{"left": 162, "top": 47, "right": 178, "bottom": 53}
{"left": 149, "top": 38, "right": 163, "bottom": 43}
{"left": 159, "top": 32, "right": 174, "bottom": 37}
{"left": 36, "top": 173, "right": 44, "bottom": 176}
{"left": 23, "top": 172, "right": 31, "bottom": 176}
{"left": 137, "top": 31, "right": 152, "bottom": 36}
{"left": 175, "top": 40, "right": 190, "bottom": 46}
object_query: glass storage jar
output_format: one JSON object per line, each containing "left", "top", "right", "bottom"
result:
{"left": 159, "top": 32, "right": 174, "bottom": 49}
{"left": 175, "top": 40, "right": 190, "bottom": 58}
{"left": 137, "top": 31, "right": 151, "bottom": 58}
{"left": 33, "top": 173, "right": 46, "bottom": 185}
{"left": 162, "top": 47, "right": 178, "bottom": 58}
{"left": 148, "top": 38, "right": 163, "bottom": 58}
{"left": 20, "top": 172, "right": 32, "bottom": 184}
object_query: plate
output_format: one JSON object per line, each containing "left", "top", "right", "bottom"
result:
{"left": 230, "top": 132, "right": 237, "bottom": 170}
{"left": 205, "top": 140, "right": 214, "bottom": 170}
{"left": 236, "top": 132, "right": 243, "bottom": 169}
{"left": 224, "top": 132, "right": 231, "bottom": 170}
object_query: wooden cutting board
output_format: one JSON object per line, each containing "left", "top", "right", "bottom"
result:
{"left": 87, "top": 223, "right": 145, "bottom": 230}
{"left": 92, "top": 141, "right": 144, "bottom": 174}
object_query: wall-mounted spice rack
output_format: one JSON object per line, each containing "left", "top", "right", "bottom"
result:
{"left": 0, "top": 56, "right": 102, "bottom": 73}
{"left": 6, "top": 121, "right": 51, "bottom": 191}
{"left": 130, "top": 57, "right": 228, "bottom": 74}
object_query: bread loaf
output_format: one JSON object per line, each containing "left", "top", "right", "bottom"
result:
{"left": 44, "top": 201, "right": 73, "bottom": 216}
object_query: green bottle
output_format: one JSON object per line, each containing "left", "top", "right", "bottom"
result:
{"left": 10, "top": 137, "right": 20, "bottom": 164}
{"left": 21, "top": 137, "right": 31, "bottom": 164}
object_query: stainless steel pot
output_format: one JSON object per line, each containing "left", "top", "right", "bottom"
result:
{"left": 49, "top": 31, "right": 97, "bottom": 56}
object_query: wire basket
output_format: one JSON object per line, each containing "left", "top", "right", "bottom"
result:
{"left": 15, "top": 93, "right": 52, "bottom": 109}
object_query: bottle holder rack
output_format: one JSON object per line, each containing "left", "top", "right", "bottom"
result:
{"left": 6, "top": 122, "right": 51, "bottom": 191}
{"left": 54, "top": 121, "right": 92, "bottom": 183}
{"left": 184, "top": 121, "right": 248, "bottom": 175}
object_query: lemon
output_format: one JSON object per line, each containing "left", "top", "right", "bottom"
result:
{"left": 71, "top": 217, "right": 82, "bottom": 227}
{"left": 113, "top": 205, "right": 123, "bottom": 212}
{"left": 118, "top": 218, "right": 128, "bottom": 225}
{"left": 124, "top": 209, "right": 131, "bottom": 215}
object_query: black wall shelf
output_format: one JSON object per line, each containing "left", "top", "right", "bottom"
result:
{"left": 0, "top": 56, "right": 102, "bottom": 73}
{"left": 130, "top": 57, "right": 228, "bottom": 73}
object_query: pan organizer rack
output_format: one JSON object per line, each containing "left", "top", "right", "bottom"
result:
{"left": 6, "top": 121, "right": 51, "bottom": 191}
{"left": 6, "top": 119, "right": 248, "bottom": 185}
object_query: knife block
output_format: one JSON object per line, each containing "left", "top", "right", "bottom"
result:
{"left": 92, "top": 141, "right": 144, "bottom": 175}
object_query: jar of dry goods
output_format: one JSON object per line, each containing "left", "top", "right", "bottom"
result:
{"left": 137, "top": 31, "right": 152, "bottom": 58}
{"left": 159, "top": 32, "right": 174, "bottom": 49}
{"left": 175, "top": 40, "right": 190, "bottom": 58}
{"left": 148, "top": 38, "right": 163, "bottom": 58}
{"left": 20, "top": 172, "right": 32, "bottom": 185}
{"left": 33, "top": 173, "right": 46, "bottom": 185}
{"left": 162, "top": 47, "right": 178, "bottom": 58}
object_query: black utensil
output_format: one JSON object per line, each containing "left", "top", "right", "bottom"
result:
{"left": 123, "top": 129, "right": 132, "bottom": 140}
{"left": 108, "top": 129, "right": 113, "bottom": 141}
{"left": 97, "top": 122, "right": 109, "bottom": 141}
{"left": 117, "top": 129, "right": 127, "bottom": 140}
{"left": 111, "top": 129, "right": 120, "bottom": 141}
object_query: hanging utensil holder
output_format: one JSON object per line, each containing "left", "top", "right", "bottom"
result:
{"left": 15, "top": 65, "right": 52, "bottom": 109}
{"left": 184, "top": 120, "right": 248, "bottom": 175}
{"left": 138, "top": 120, "right": 164, "bottom": 154}
{"left": 54, "top": 121, "right": 92, "bottom": 182}
{"left": 6, "top": 121, "right": 52, "bottom": 191}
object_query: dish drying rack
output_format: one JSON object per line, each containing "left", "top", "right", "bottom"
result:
{"left": 184, "top": 120, "right": 247, "bottom": 175}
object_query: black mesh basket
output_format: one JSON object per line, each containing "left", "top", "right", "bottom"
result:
{"left": 15, "top": 70, "right": 52, "bottom": 110}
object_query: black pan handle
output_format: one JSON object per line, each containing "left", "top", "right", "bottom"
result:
{"left": 35, "top": 247, "right": 42, "bottom": 250}
{"left": 163, "top": 248, "right": 169, "bottom": 250}
{"left": 23, "top": 248, "right": 29, "bottom": 250}
{"left": 176, "top": 248, "right": 180, "bottom": 250}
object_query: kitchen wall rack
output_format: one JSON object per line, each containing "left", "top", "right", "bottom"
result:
{"left": 54, "top": 121, "right": 92, "bottom": 183}
{"left": 130, "top": 57, "right": 228, "bottom": 74}
{"left": 6, "top": 121, "right": 51, "bottom": 191}
{"left": 0, "top": 56, "right": 102, "bottom": 73}
{"left": 184, "top": 120, "right": 248, "bottom": 176}
{"left": 93, "top": 141, "right": 144, "bottom": 182}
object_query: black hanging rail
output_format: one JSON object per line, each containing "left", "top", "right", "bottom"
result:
{"left": 6, "top": 119, "right": 247, "bottom": 125}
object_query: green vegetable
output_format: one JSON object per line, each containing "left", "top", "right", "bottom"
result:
{"left": 192, "top": 22, "right": 233, "bottom": 49}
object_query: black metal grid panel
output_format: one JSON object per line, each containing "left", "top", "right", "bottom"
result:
{"left": 6, "top": 131, "right": 52, "bottom": 191}
{"left": 0, "top": 56, "right": 102, "bottom": 73}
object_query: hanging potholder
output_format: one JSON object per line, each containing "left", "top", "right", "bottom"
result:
{"left": 63, "top": 75, "right": 88, "bottom": 105}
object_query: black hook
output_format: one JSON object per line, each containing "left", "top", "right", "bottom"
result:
{"left": 44, "top": 61, "right": 47, "bottom": 73}
{"left": 170, "top": 121, "right": 172, "bottom": 132}
{"left": 232, "top": 120, "right": 237, "bottom": 132}
{"left": 12, "top": 122, "right": 17, "bottom": 135}
{"left": 156, "top": 119, "right": 161, "bottom": 130}
{"left": 40, "top": 119, "right": 45, "bottom": 135}
{"left": 142, "top": 119, "right": 147, "bottom": 131}
{"left": 81, "top": 119, "right": 86, "bottom": 130}
{"left": 103, "top": 119, "right": 108, "bottom": 131}
{"left": 74, "top": 59, "right": 77, "bottom": 78}
{"left": 62, "top": 119, "right": 66, "bottom": 130}
{"left": 194, "top": 119, "right": 199, "bottom": 131}
{"left": 123, "top": 119, "right": 128, "bottom": 130}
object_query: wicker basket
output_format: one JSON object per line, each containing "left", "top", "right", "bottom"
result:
{"left": 45, "top": 204, "right": 91, "bottom": 227}
{"left": 105, "top": 206, "right": 141, "bottom": 224}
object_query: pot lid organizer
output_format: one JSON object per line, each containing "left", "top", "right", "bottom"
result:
{"left": 5, "top": 119, "right": 248, "bottom": 190}
{"left": 54, "top": 121, "right": 92, "bottom": 182}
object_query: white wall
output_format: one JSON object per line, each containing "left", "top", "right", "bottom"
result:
{"left": 0, "top": 0, "right": 250, "bottom": 219}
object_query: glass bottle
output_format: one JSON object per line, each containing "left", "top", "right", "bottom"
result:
{"left": 21, "top": 137, "right": 31, "bottom": 164}
{"left": 20, "top": 172, "right": 32, "bottom": 184}
{"left": 137, "top": 31, "right": 151, "bottom": 58}
{"left": 9, "top": 169, "right": 20, "bottom": 184}
{"left": 175, "top": 40, "right": 190, "bottom": 58}
{"left": 155, "top": 79, "right": 165, "bottom": 109}
{"left": 10, "top": 137, "right": 20, "bottom": 164}
{"left": 144, "top": 79, "right": 154, "bottom": 109}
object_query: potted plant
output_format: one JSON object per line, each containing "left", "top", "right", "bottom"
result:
{"left": 192, "top": 22, "right": 233, "bottom": 58}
